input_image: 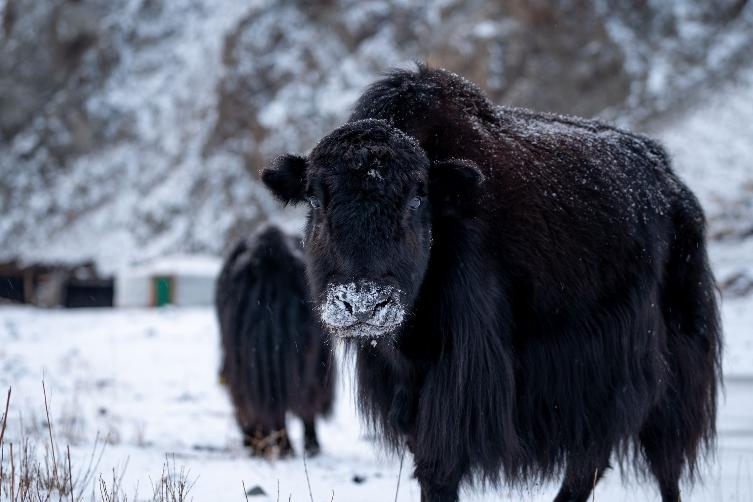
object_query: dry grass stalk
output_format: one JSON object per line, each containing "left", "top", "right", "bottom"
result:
{"left": 149, "top": 455, "right": 196, "bottom": 502}
{"left": 43, "top": 379, "right": 60, "bottom": 491}
{"left": 394, "top": 447, "right": 405, "bottom": 502}
{"left": 1, "top": 385, "right": 104, "bottom": 501}
{"left": 302, "top": 450, "right": 314, "bottom": 502}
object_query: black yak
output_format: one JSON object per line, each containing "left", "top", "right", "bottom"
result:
{"left": 261, "top": 66, "right": 721, "bottom": 501}
{"left": 215, "top": 225, "right": 335, "bottom": 457}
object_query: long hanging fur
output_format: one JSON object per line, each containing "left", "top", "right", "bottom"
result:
{"left": 215, "top": 225, "right": 335, "bottom": 456}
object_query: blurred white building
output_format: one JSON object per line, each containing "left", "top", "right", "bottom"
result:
{"left": 115, "top": 255, "right": 220, "bottom": 307}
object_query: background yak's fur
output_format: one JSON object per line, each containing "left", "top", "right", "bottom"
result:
{"left": 343, "top": 67, "right": 721, "bottom": 499}
{"left": 215, "top": 225, "right": 335, "bottom": 457}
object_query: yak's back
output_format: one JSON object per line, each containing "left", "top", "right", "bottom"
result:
{"left": 350, "top": 65, "right": 673, "bottom": 184}
{"left": 351, "top": 65, "right": 689, "bottom": 238}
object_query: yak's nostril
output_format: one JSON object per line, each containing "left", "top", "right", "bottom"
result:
{"left": 340, "top": 299, "right": 354, "bottom": 314}
{"left": 373, "top": 298, "right": 392, "bottom": 314}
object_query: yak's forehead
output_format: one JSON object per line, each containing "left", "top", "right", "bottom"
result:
{"left": 310, "top": 144, "right": 428, "bottom": 198}
{"left": 308, "top": 119, "right": 429, "bottom": 196}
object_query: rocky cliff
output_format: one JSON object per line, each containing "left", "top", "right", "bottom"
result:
{"left": 1, "top": 0, "right": 752, "bottom": 277}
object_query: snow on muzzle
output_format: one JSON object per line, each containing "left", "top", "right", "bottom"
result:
{"left": 320, "top": 281, "right": 405, "bottom": 338}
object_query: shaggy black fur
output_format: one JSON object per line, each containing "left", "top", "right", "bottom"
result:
{"left": 215, "top": 225, "right": 335, "bottom": 457}
{"left": 262, "top": 66, "right": 721, "bottom": 501}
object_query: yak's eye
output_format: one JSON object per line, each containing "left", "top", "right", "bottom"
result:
{"left": 308, "top": 196, "right": 321, "bottom": 209}
{"left": 408, "top": 196, "right": 422, "bottom": 210}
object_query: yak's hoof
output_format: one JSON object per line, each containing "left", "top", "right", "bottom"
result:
{"left": 244, "top": 428, "right": 293, "bottom": 460}
{"left": 304, "top": 440, "right": 321, "bottom": 457}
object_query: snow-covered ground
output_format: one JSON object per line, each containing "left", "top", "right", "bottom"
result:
{"left": 0, "top": 291, "right": 751, "bottom": 501}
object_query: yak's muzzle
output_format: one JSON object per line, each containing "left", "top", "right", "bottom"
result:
{"left": 320, "top": 281, "right": 404, "bottom": 338}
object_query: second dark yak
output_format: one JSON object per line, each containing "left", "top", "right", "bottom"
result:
{"left": 216, "top": 225, "right": 335, "bottom": 458}
{"left": 262, "top": 66, "right": 721, "bottom": 501}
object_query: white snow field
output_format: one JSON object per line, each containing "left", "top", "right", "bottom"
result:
{"left": 0, "top": 293, "right": 750, "bottom": 502}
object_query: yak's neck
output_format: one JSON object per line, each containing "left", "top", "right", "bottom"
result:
{"left": 403, "top": 215, "right": 522, "bottom": 477}
{"left": 407, "top": 216, "right": 501, "bottom": 354}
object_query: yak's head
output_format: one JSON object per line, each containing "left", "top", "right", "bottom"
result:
{"left": 262, "top": 119, "right": 482, "bottom": 340}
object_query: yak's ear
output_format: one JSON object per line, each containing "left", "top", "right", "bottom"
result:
{"left": 261, "top": 154, "right": 308, "bottom": 205}
{"left": 429, "top": 158, "right": 485, "bottom": 216}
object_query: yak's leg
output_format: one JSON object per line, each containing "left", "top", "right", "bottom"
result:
{"left": 273, "top": 425, "right": 293, "bottom": 458}
{"left": 303, "top": 418, "right": 321, "bottom": 456}
{"left": 553, "top": 451, "right": 610, "bottom": 502}
{"left": 418, "top": 474, "right": 462, "bottom": 502}
{"left": 388, "top": 385, "right": 417, "bottom": 435}
{"left": 269, "top": 414, "right": 293, "bottom": 458}
{"left": 415, "top": 459, "right": 466, "bottom": 502}
{"left": 640, "top": 413, "right": 683, "bottom": 502}
{"left": 241, "top": 423, "right": 261, "bottom": 450}
{"left": 644, "top": 450, "right": 681, "bottom": 502}
{"left": 243, "top": 419, "right": 293, "bottom": 458}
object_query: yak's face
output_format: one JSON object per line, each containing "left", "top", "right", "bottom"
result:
{"left": 262, "top": 120, "right": 483, "bottom": 340}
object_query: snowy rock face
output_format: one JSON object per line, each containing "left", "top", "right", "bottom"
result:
{"left": 320, "top": 281, "right": 405, "bottom": 339}
{"left": 1, "top": 0, "right": 752, "bottom": 271}
{"left": 0, "top": 0, "right": 266, "bottom": 271}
